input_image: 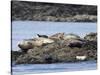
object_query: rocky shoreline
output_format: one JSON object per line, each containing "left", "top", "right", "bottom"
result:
{"left": 11, "top": 1, "right": 97, "bottom": 22}
{"left": 12, "top": 32, "right": 97, "bottom": 64}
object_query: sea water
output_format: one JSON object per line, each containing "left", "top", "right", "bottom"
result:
{"left": 12, "top": 61, "right": 97, "bottom": 75}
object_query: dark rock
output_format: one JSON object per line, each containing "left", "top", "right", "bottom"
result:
{"left": 11, "top": 1, "right": 97, "bottom": 22}
{"left": 11, "top": 51, "right": 22, "bottom": 61}
{"left": 82, "top": 40, "right": 97, "bottom": 50}
{"left": 44, "top": 55, "right": 53, "bottom": 63}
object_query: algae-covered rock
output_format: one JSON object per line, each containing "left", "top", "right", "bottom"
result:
{"left": 15, "top": 42, "right": 97, "bottom": 64}
{"left": 84, "top": 32, "right": 97, "bottom": 41}
{"left": 82, "top": 40, "right": 97, "bottom": 50}
{"left": 15, "top": 45, "right": 97, "bottom": 64}
{"left": 13, "top": 32, "right": 97, "bottom": 64}
{"left": 11, "top": 51, "right": 22, "bottom": 61}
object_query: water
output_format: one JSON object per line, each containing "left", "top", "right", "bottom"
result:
{"left": 12, "top": 61, "right": 97, "bottom": 75}
{"left": 12, "top": 21, "right": 97, "bottom": 50}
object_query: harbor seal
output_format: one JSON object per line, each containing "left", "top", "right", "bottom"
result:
{"left": 18, "top": 37, "right": 54, "bottom": 52}
{"left": 63, "top": 33, "right": 80, "bottom": 40}
{"left": 63, "top": 39, "right": 85, "bottom": 48}
{"left": 49, "top": 32, "right": 64, "bottom": 40}
{"left": 18, "top": 40, "right": 34, "bottom": 52}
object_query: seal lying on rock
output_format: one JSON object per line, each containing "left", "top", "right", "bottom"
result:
{"left": 58, "top": 33, "right": 85, "bottom": 48}
{"left": 63, "top": 33, "right": 80, "bottom": 40}
{"left": 49, "top": 33, "right": 64, "bottom": 41}
{"left": 18, "top": 37, "right": 54, "bottom": 52}
{"left": 63, "top": 39, "right": 85, "bottom": 48}
{"left": 68, "top": 40, "right": 83, "bottom": 48}
{"left": 18, "top": 40, "right": 34, "bottom": 52}
{"left": 34, "top": 37, "right": 54, "bottom": 45}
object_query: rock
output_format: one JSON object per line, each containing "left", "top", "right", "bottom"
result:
{"left": 82, "top": 40, "right": 97, "bottom": 50}
{"left": 15, "top": 45, "right": 97, "bottom": 64}
{"left": 84, "top": 32, "right": 97, "bottom": 41}
{"left": 11, "top": 51, "right": 22, "bottom": 61}
{"left": 12, "top": 1, "right": 97, "bottom": 22}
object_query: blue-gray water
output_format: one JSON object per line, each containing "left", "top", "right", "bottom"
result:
{"left": 12, "top": 21, "right": 97, "bottom": 50}
{"left": 12, "top": 61, "right": 97, "bottom": 75}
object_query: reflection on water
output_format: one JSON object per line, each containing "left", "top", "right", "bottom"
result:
{"left": 12, "top": 21, "right": 97, "bottom": 50}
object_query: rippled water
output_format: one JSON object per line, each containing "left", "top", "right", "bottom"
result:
{"left": 12, "top": 21, "right": 97, "bottom": 50}
{"left": 12, "top": 61, "right": 97, "bottom": 75}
